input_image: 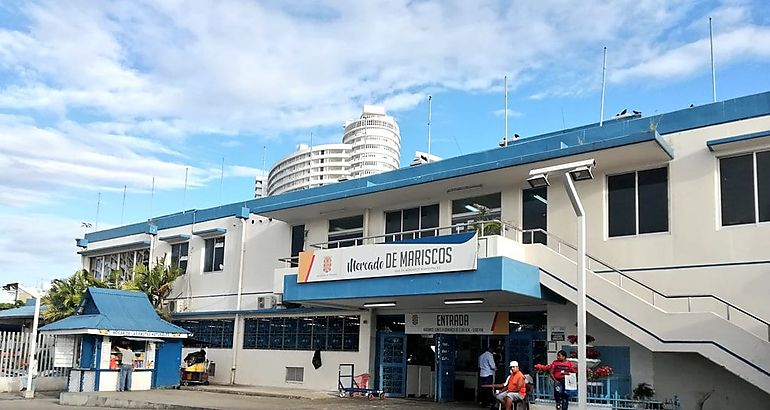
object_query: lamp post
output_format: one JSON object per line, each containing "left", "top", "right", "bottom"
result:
{"left": 528, "top": 158, "right": 595, "bottom": 410}
{"left": 3, "top": 283, "right": 41, "bottom": 399}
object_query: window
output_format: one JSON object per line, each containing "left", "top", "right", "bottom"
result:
{"left": 171, "top": 242, "right": 189, "bottom": 274}
{"left": 174, "top": 319, "right": 234, "bottom": 348}
{"left": 327, "top": 215, "right": 364, "bottom": 248}
{"left": 243, "top": 315, "right": 360, "bottom": 352}
{"left": 204, "top": 237, "right": 225, "bottom": 272}
{"left": 286, "top": 367, "right": 304, "bottom": 383}
{"left": 451, "top": 193, "right": 502, "bottom": 235}
{"left": 522, "top": 188, "right": 547, "bottom": 244}
{"left": 720, "top": 151, "right": 770, "bottom": 226}
{"left": 608, "top": 167, "right": 669, "bottom": 237}
{"left": 385, "top": 204, "right": 439, "bottom": 241}
{"left": 290, "top": 225, "right": 305, "bottom": 267}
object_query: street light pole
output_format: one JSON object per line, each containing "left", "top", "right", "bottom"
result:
{"left": 563, "top": 173, "right": 588, "bottom": 410}
{"left": 528, "top": 158, "right": 594, "bottom": 410}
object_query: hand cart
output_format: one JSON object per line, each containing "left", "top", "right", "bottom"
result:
{"left": 180, "top": 360, "right": 210, "bottom": 386}
{"left": 337, "top": 363, "right": 385, "bottom": 400}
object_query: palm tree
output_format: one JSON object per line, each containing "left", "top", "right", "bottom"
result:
{"left": 42, "top": 270, "right": 107, "bottom": 321}
{"left": 124, "top": 256, "right": 182, "bottom": 320}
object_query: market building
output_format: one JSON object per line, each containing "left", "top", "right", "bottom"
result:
{"left": 75, "top": 91, "right": 770, "bottom": 409}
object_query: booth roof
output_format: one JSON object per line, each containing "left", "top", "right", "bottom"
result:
{"left": 40, "top": 287, "right": 189, "bottom": 335}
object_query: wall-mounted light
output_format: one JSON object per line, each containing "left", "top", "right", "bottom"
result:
{"left": 363, "top": 302, "right": 396, "bottom": 308}
{"left": 447, "top": 184, "right": 483, "bottom": 194}
{"left": 526, "top": 174, "right": 549, "bottom": 188}
{"left": 444, "top": 298, "right": 484, "bottom": 305}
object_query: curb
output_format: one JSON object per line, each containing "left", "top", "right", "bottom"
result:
{"left": 180, "top": 386, "right": 332, "bottom": 400}
{"left": 59, "top": 392, "right": 215, "bottom": 410}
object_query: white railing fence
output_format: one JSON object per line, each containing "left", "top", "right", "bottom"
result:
{"left": 0, "top": 331, "right": 70, "bottom": 378}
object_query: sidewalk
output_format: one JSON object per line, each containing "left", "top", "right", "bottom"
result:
{"left": 57, "top": 385, "right": 592, "bottom": 410}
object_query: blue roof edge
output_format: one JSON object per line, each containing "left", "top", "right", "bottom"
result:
{"left": 83, "top": 91, "right": 770, "bottom": 244}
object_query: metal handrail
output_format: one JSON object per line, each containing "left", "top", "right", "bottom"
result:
{"left": 520, "top": 227, "right": 770, "bottom": 340}
{"left": 276, "top": 220, "right": 769, "bottom": 340}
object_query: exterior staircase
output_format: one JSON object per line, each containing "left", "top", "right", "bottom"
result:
{"left": 507, "top": 228, "right": 770, "bottom": 395}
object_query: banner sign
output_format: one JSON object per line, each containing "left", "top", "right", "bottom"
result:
{"left": 91, "top": 329, "right": 188, "bottom": 338}
{"left": 405, "top": 311, "right": 509, "bottom": 335}
{"left": 298, "top": 232, "right": 478, "bottom": 283}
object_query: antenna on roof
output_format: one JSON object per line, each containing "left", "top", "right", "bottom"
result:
{"left": 95, "top": 192, "right": 101, "bottom": 231}
{"left": 183, "top": 167, "right": 189, "bottom": 209}
{"left": 120, "top": 185, "right": 127, "bottom": 224}
{"left": 262, "top": 146, "right": 267, "bottom": 178}
{"left": 219, "top": 157, "right": 225, "bottom": 202}
{"left": 599, "top": 46, "right": 607, "bottom": 127}
{"left": 427, "top": 95, "right": 432, "bottom": 161}
{"left": 149, "top": 176, "right": 155, "bottom": 219}
{"left": 504, "top": 75, "right": 508, "bottom": 147}
{"left": 709, "top": 17, "right": 717, "bottom": 102}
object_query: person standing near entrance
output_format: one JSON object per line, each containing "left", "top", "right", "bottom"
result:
{"left": 115, "top": 340, "right": 135, "bottom": 391}
{"left": 541, "top": 350, "right": 576, "bottom": 410}
{"left": 478, "top": 345, "right": 497, "bottom": 407}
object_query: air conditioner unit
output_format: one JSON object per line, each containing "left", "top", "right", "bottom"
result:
{"left": 171, "top": 299, "right": 188, "bottom": 313}
{"left": 257, "top": 295, "right": 280, "bottom": 310}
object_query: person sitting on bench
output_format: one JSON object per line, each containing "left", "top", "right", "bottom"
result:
{"left": 491, "top": 361, "right": 527, "bottom": 410}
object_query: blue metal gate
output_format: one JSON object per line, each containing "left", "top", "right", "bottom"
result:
{"left": 377, "top": 332, "right": 406, "bottom": 397}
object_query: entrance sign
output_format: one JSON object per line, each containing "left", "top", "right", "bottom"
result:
{"left": 298, "top": 232, "right": 478, "bottom": 283}
{"left": 405, "top": 311, "right": 509, "bottom": 335}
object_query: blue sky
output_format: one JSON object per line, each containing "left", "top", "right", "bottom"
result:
{"left": 1, "top": 0, "right": 770, "bottom": 289}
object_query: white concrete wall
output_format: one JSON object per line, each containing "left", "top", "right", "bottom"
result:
{"left": 653, "top": 352, "right": 768, "bottom": 410}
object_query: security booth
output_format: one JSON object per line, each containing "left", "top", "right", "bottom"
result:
{"left": 39, "top": 287, "right": 190, "bottom": 392}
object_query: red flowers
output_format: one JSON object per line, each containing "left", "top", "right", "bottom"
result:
{"left": 588, "top": 366, "right": 614, "bottom": 380}
{"left": 566, "top": 334, "right": 596, "bottom": 345}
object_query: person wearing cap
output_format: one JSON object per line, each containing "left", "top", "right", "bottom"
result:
{"left": 491, "top": 360, "right": 526, "bottom": 410}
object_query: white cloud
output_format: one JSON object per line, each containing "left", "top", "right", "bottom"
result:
{"left": 611, "top": 25, "right": 770, "bottom": 83}
{"left": 493, "top": 109, "right": 524, "bottom": 118}
{"left": 0, "top": 213, "right": 82, "bottom": 287}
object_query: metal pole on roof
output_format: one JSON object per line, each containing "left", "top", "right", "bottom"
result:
{"left": 427, "top": 95, "right": 432, "bottom": 161}
{"left": 149, "top": 177, "right": 155, "bottom": 219}
{"left": 599, "top": 47, "right": 607, "bottom": 127}
{"left": 183, "top": 167, "right": 189, "bottom": 209}
{"left": 710, "top": 17, "right": 717, "bottom": 102}
{"left": 504, "top": 75, "right": 508, "bottom": 147}
{"left": 120, "top": 185, "right": 127, "bottom": 225}
{"left": 95, "top": 192, "right": 101, "bottom": 231}
{"left": 219, "top": 157, "right": 225, "bottom": 202}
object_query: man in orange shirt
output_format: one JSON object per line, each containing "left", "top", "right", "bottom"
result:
{"left": 492, "top": 361, "right": 526, "bottom": 410}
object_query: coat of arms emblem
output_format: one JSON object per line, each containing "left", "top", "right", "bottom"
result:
{"left": 322, "top": 256, "right": 332, "bottom": 273}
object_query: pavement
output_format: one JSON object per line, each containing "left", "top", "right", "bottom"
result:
{"left": 1, "top": 385, "right": 568, "bottom": 410}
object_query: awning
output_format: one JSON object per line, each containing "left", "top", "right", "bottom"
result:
{"left": 78, "top": 240, "right": 151, "bottom": 256}
{"left": 707, "top": 130, "right": 770, "bottom": 152}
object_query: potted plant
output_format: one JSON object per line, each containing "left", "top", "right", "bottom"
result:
{"left": 633, "top": 382, "right": 655, "bottom": 400}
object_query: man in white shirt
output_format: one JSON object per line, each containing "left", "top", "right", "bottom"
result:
{"left": 115, "top": 340, "right": 135, "bottom": 392}
{"left": 478, "top": 345, "right": 497, "bottom": 407}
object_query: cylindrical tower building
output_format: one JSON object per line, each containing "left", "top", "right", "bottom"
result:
{"left": 342, "top": 105, "right": 401, "bottom": 179}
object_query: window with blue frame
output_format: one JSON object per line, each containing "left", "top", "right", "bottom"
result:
{"left": 243, "top": 315, "right": 360, "bottom": 351}
{"left": 174, "top": 319, "right": 234, "bottom": 348}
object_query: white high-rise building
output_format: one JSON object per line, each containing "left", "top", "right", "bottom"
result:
{"left": 265, "top": 105, "right": 401, "bottom": 196}
{"left": 253, "top": 175, "right": 266, "bottom": 198}
{"left": 342, "top": 105, "right": 401, "bottom": 178}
